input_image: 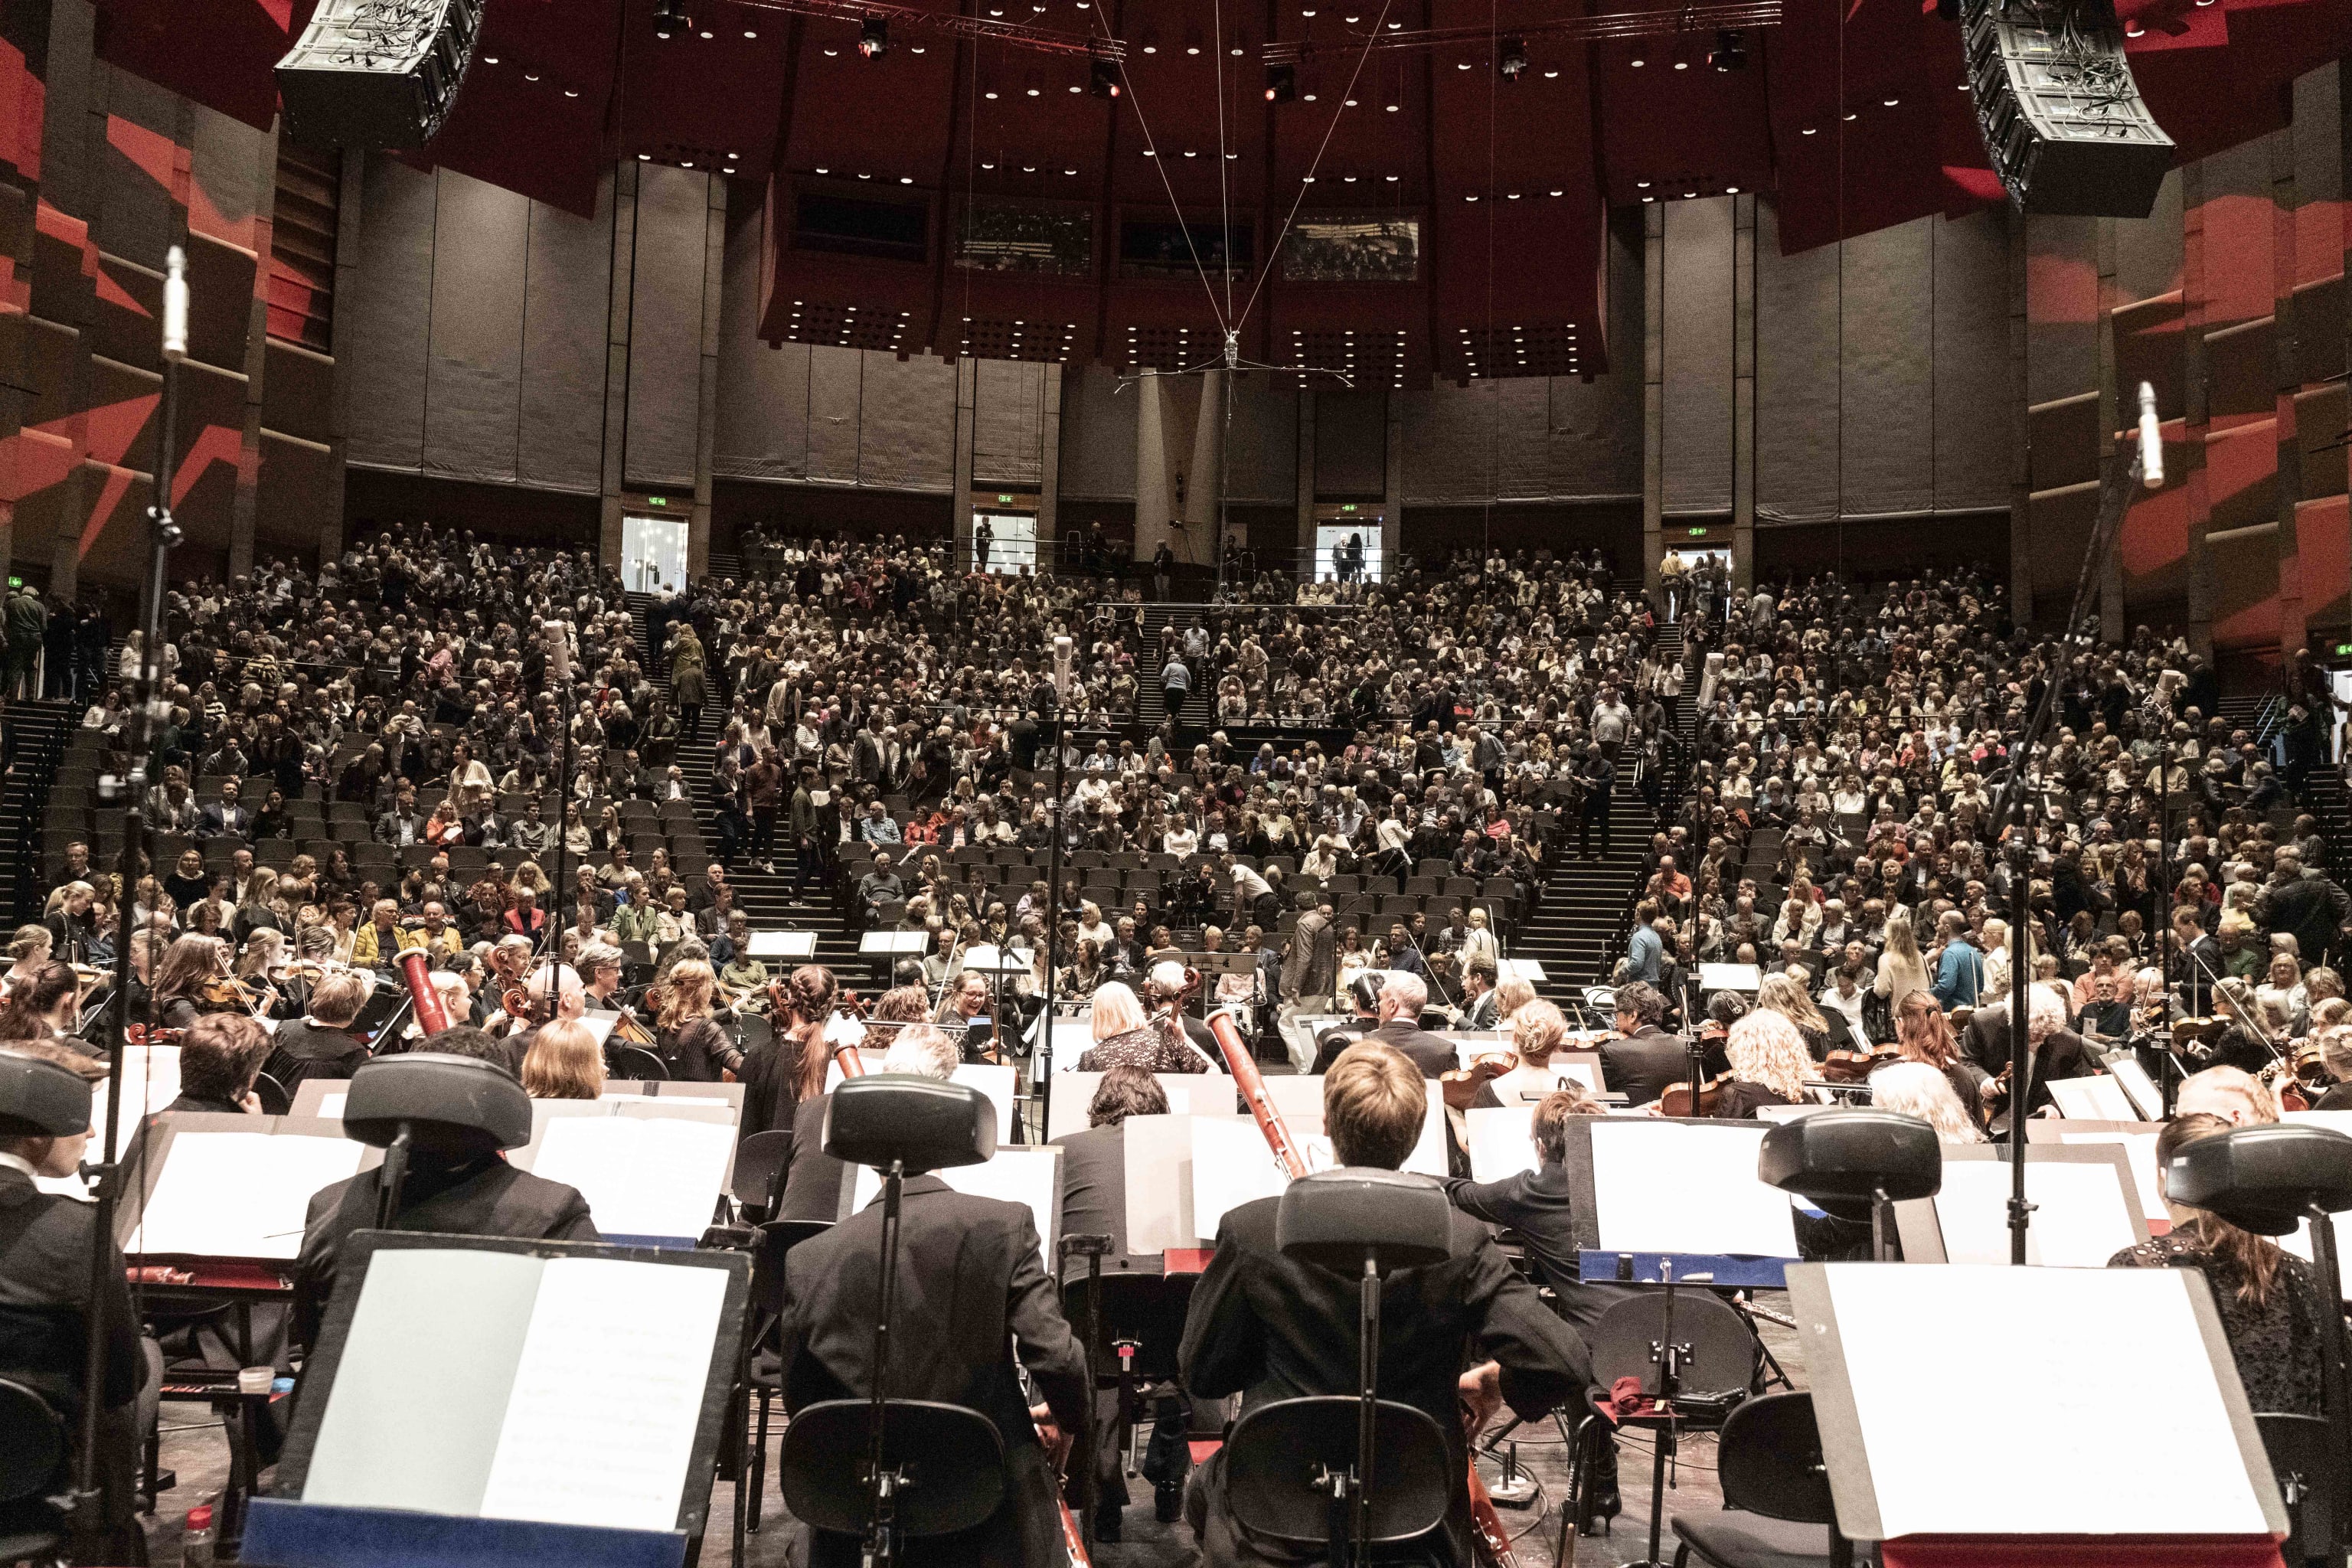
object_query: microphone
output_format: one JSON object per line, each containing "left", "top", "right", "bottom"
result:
{"left": 1052, "top": 634, "right": 1073, "bottom": 702}
{"left": 162, "top": 244, "right": 188, "bottom": 361}
{"left": 2136, "top": 380, "right": 2163, "bottom": 489}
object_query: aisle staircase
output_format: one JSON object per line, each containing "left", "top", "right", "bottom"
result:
{"left": 3, "top": 699, "right": 77, "bottom": 923}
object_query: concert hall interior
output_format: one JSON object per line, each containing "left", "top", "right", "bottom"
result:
{"left": 2, "top": 0, "right": 2352, "bottom": 1566}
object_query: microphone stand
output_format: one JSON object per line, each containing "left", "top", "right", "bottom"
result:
{"left": 1039, "top": 636, "right": 1071, "bottom": 1142}
{"left": 70, "top": 245, "right": 185, "bottom": 1565}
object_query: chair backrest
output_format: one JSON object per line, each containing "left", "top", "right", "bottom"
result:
{"left": 250, "top": 1070, "right": 293, "bottom": 1117}
{"left": 1585, "top": 1290, "right": 1757, "bottom": 1403}
{"left": 1224, "top": 1396, "right": 1451, "bottom": 1546}
{"left": 609, "top": 1045, "right": 671, "bottom": 1081}
{"left": 730, "top": 1130, "right": 794, "bottom": 1210}
{"left": 2257, "top": 1411, "right": 2337, "bottom": 1568}
{"left": 1714, "top": 1392, "right": 1832, "bottom": 1523}
{"left": 779, "top": 1400, "right": 1006, "bottom": 1539}
{"left": 748, "top": 1219, "right": 833, "bottom": 1323}
{"left": 0, "top": 1375, "right": 68, "bottom": 1505}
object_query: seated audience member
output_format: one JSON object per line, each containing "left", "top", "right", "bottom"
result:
{"left": 263, "top": 969, "right": 373, "bottom": 1089}
{"left": 165, "top": 1013, "right": 274, "bottom": 1114}
{"left": 1179, "top": 1043, "right": 1592, "bottom": 1567}
{"left": 521, "top": 1018, "right": 606, "bottom": 1100}
{"left": 1077, "top": 979, "right": 1208, "bottom": 1073}
{"left": 776, "top": 1022, "right": 1087, "bottom": 1568}
{"left": 294, "top": 1027, "right": 598, "bottom": 1345}
{"left": 0, "top": 1050, "right": 149, "bottom": 1557}
{"left": 2109, "top": 1113, "right": 2324, "bottom": 1416}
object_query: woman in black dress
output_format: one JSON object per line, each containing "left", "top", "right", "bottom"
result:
{"left": 1704, "top": 1008, "right": 1810, "bottom": 1119}
{"left": 2107, "top": 1112, "right": 2327, "bottom": 1417}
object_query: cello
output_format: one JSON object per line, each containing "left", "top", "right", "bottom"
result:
{"left": 1201, "top": 1011, "right": 1523, "bottom": 1568}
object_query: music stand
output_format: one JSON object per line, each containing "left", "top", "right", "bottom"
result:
{"left": 805, "top": 1076, "right": 998, "bottom": 1567}
{"left": 1757, "top": 1110, "right": 1942, "bottom": 1263}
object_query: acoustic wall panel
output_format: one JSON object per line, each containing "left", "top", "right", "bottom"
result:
{"left": 1057, "top": 364, "right": 1135, "bottom": 501}
{"left": 973, "top": 358, "right": 1046, "bottom": 487}
{"left": 344, "top": 155, "right": 437, "bottom": 471}
{"left": 805, "top": 344, "right": 863, "bottom": 484}
{"left": 1932, "top": 207, "right": 2011, "bottom": 514}
{"left": 857, "top": 353, "right": 956, "bottom": 492}
{"left": 1756, "top": 198, "right": 1841, "bottom": 523}
{"left": 518, "top": 171, "right": 613, "bottom": 493}
{"left": 623, "top": 164, "right": 711, "bottom": 488}
{"left": 1402, "top": 381, "right": 1496, "bottom": 505}
{"left": 422, "top": 169, "right": 528, "bottom": 483}
{"left": 1224, "top": 371, "right": 1296, "bottom": 506}
{"left": 1313, "top": 389, "right": 1385, "bottom": 501}
{"left": 90, "top": 67, "right": 177, "bottom": 265}
{"left": 1838, "top": 217, "right": 1935, "bottom": 518}
{"left": 1660, "top": 197, "right": 1733, "bottom": 514}
{"left": 714, "top": 199, "right": 808, "bottom": 482}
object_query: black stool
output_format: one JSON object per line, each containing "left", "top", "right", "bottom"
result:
{"left": 0, "top": 1376, "right": 69, "bottom": 1565}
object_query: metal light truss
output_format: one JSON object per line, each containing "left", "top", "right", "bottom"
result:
{"left": 1262, "top": 0, "right": 1780, "bottom": 64}
{"left": 737, "top": 0, "right": 1120, "bottom": 57}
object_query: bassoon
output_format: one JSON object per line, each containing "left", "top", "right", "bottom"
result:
{"left": 394, "top": 946, "right": 450, "bottom": 1037}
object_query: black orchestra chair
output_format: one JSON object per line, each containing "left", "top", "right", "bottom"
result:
{"left": 1563, "top": 1289, "right": 1759, "bottom": 1563}
{"left": 341, "top": 1053, "right": 534, "bottom": 1222}
{"left": 1224, "top": 1170, "right": 1456, "bottom": 1568}
{"left": 2256, "top": 1413, "right": 2337, "bottom": 1568}
{"left": 777, "top": 1077, "right": 1011, "bottom": 1565}
{"left": 250, "top": 1070, "right": 292, "bottom": 1117}
{"left": 729, "top": 1130, "right": 792, "bottom": 1226}
{"left": 0, "top": 1376, "right": 70, "bottom": 1564}
{"left": 608, "top": 1044, "right": 670, "bottom": 1082}
{"left": 742, "top": 1219, "right": 832, "bottom": 1539}
{"left": 1670, "top": 1392, "right": 1843, "bottom": 1568}
{"left": 1758, "top": 1109, "right": 1942, "bottom": 1263}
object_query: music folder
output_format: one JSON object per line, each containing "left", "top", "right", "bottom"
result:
{"left": 1892, "top": 1144, "right": 2148, "bottom": 1267}
{"left": 116, "top": 1114, "right": 380, "bottom": 1263}
{"left": 1787, "top": 1263, "right": 2285, "bottom": 1556}
{"left": 1562, "top": 1116, "right": 1802, "bottom": 1286}
{"left": 250, "top": 1232, "right": 749, "bottom": 1568}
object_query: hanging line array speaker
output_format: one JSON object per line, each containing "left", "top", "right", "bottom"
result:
{"left": 1961, "top": 0, "right": 2173, "bottom": 217}
{"left": 275, "top": 0, "right": 484, "bottom": 149}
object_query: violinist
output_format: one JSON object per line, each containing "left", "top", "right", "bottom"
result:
{"left": 770, "top": 977, "right": 919, "bottom": 1220}
{"left": 1076, "top": 981, "right": 1210, "bottom": 1073}
{"left": 1597, "top": 981, "right": 1689, "bottom": 1106}
{"left": 1466, "top": 999, "right": 1571, "bottom": 1108}
{"left": 1968, "top": 983, "right": 2096, "bottom": 1128}
{"left": 1458, "top": 956, "right": 1501, "bottom": 1031}
{"left": 738, "top": 965, "right": 838, "bottom": 1142}
{"left": 262, "top": 970, "right": 372, "bottom": 1089}
{"left": 1885, "top": 989, "right": 1985, "bottom": 1129}
{"left": 577, "top": 942, "right": 629, "bottom": 1011}
{"left": 502, "top": 963, "right": 586, "bottom": 1074}
{"left": 150, "top": 934, "right": 249, "bottom": 1031}
{"left": 1690, "top": 1010, "right": 1810, "bottom": 1119}
{"left": 2308, "top": 1024, "right": 2352, "bottom": 1110}
{"left": 0, "top": 963, "right": 87, "bottom": 1052}
{"left": 936, "top": 969, "right": 998, "bottom": 1062}
{"left": 650, "top": 960, "right": 740, "bottom": 1083}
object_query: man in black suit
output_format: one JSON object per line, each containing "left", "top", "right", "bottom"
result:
{"left": 779, "top": 1044, "right": 1089, "bottom": 1568}
{"left": 1442, "top": 1089, "right": 1637, "bottom": 1334}
{"left": 0, "top": 1050, "right": 149, "bottom": 1557}
{"left": 1598, "top": 981, "right": 1691, "bottom": 1106}
{"left": 1960, "top": 982, "right": 2094, "bottom": 1128}
{"left": 165, "top": 1013, "right": 273, "bottom": 1115}
{"left": 197, "top": 778, "right": 253, "bottom": 842}
{"left": 1180, "top": 1043, "right": 1590, "bottom": 1568}
{"left": 1360, "top": 972, "right": 1455, "bottom": 1078}
{"left": 1052, "top": 1065, "right": 1197, "bottom": 1536}
{"left": 293, "top": 1029, "right": 598, "bottom": 1346}
{"left": 263, "top": 969, "right": 374, "bottom": 1089}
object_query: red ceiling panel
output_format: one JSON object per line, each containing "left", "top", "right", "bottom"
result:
{"left": 95, "top": 0, "right": 318, "bottom": 132}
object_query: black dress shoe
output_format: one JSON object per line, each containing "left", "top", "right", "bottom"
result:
{"left": 1155, "top": 1479, "right": 1184, "bottom": 1524}
{"left": 1093, "top": 1501, "right": 1124, "bottom": 1544}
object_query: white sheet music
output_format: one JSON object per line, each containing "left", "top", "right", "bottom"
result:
{"left": 1587, "top": 1121, "right": 1798, "bottom": 1258}
{"left": 851, "top": 1149, "right": 1062, "bottom": 1267}
{"left": 477, "top": 1258, "right": 730, "bottom": 1531}
{"left": 1188, "top": 1116, "right": 1334, "bottom": 1240}
{"left": 2047, "top": 1075, "right": 2141, "bottom": 1122}
{"left": 132, "top": 1132, "right": 364, "bottom": 1259}
{"left": 1465, "top": 1106, "right": 1539, "bottom": 1184}
{"left": 528, "top": 1116, "right": 735, "bottom": 1240}
{"left": 1403, "top": 1096, "right": 1448, "bottom": 1178}
{"left": 2109, "top": 1057, "right": 2164, "bottom": 1120}
{"left": 1930, "top": 1158, "right": 2141, "bottom": 1267}
{"left": 91, "top": 1046, "right": 181, "bottom": 1140}
{"left": 1122, "top": 1114, "right": 1198, "bottom": 1253}
{"left": 1823, "top": 1265, "right": 2269, "bottom": 1537}
{"left": 2058, "top": 1131, "right": 2167, "bottom": 1223}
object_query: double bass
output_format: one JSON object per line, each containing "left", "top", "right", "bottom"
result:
{"left": 1201, "top": 1011, "right": 1523, "bottom": 1568}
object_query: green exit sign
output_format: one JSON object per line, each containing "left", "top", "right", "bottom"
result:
{"left": 1687, "top": 527, "right": 1707, "bottom": 537}
{"left": 2335, "top": 641, "right": 2352, "bottom": 657}
{"left": 647, "top": 496, "right": 667, "bottom": 506}
{"left": 5, "top": 576, "right": 18, "bottom": 589}
{"left": 998, "top": 493, "right": 1014, "bottom": 504}
{"left": 1340, "top": 504, "right": 1358, "bottom": 513}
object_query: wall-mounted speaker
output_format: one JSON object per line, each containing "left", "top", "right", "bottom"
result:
{"left": 1962, "top": 0, "right": 2173, "bottom": 217}
{"left": 276, "top": 0, "right": 484, "bottom": 149}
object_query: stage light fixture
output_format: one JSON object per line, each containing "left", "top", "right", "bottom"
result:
{"left": 1708, "top": 29, "right": 1746, "bottom": 70}
{"left": 1498, "top": 37, "right": 1526, "bottom": 80}
{"left": 1090, "top": 58, "right": 1121, "bottom": 96}
{"left": 858, "top": 18, "right": 888, "bottom": 57}
{"left": 1266, "top": 63, "right": 1297, "bottom": 101}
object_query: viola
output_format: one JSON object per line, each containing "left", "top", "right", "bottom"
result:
{"left": 1441, "top": 1052, "right": 1519, "bottom": 1112}
{"left": 1658, "top": 1075, "right": 1730, "bottom": 1117}
{"left": 1820, "top": 1046, "right": 1900, "bottom": 1084}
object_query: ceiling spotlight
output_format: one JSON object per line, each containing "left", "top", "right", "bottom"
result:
{"left": 483, "top": 54, "right": 498, "bottom": 63}
{"left": 1707, "top": 28, "right": 1746, "bottom": 70}
{"left": 743, "top": 28, "right": 756, "bottom": 37}
{"left": 653, "top": 0, "right": 688, "bottom": 38}
{"left": 1882, "top": 95, "right": 1900, "bottom": 106}
{"left": 859, "top": 18, "right": 888, "bottom": 57}
{"left": 1674, "top": 59, "right": 1688, "bottom": 70}
{"left": 1091, "top": 58, "right": 1122, "bottom": 96}
{"left": 1266, "top": 62, "right": 1297, "bottom": 101}
{"left": 1631, "top": 55, "right": 1645, "bottom": 67}
{"left": 1498, "top": 36, "right": 1526, "bottom": 80}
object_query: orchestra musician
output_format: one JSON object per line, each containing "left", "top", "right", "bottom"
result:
{"left": 1308, "top": 972, "right": 1383, "bottom": 1070}
{"left": 503, "top": 962, "right": 588, "bottom": 1073}
{"left": 262, "top": 969, "right": 373, "bottom": 1088}
{"left": 577, "top": 942, "right": 629, "bottom": 1011}
{"left": 165, "top": 1013, "right": 274, "bottom": 1115}
{"left": 771, "top": 984, "right": 929, "bottom": 1221}
{"left": 1458, "top": 956, "right": 1501, "bottom": 1031}
{"left": 649, "top": 959, "right": 741, "bottom": 1082}
{"left": 776, "top": 1022, "right": 1089, "bottom": 1568}
{"left": 1690, "top": 1009, "right": 1810, "bottom": 1119}
{"left": 1076, "top": 980, "right": 1211, "bottom": 1074}
{"left": 294, "top": 1026, "right": 598, "bottom": 1348}
{"left": 1467, "top": 998, "right": 1575, "bottom": 1109}
{"left": 1598, "top": 981, "right": 1690, "bottom": 1106}
{"left": 740, "top": 965, "right": 838, "bottom": 1144}
{"left": 1351, "top": 972, "right": 1453, "bottom": 1078}
{"left": 0, "top": 1049, "right": 150, "bottom": 1560}
{"left": 1965, "top": 982, "right": 2096, "bottom": 1128}
{"left": 0, "top": 964, "right": 89, "bottom": 1054}
{"left": 1178, "top": 1043, "right": 1592, "bottom": 1568}
{"left": 937, "top": 969, "right": 998, "bottom": 1063}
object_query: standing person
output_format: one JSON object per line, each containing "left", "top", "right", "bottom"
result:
{"left": 1577, "top": 746, "right": 1615, "bottom": 860}
{"left": 746, "top": 746, "right": 784, "bottom": 876}
{"left": 1153, "top": 541, "right": 1175, "bottom": 602}
{"left": 3, "top": 580, "right": 46, "bottom": 700}
{"left": 975, "top": 516, "right": 995, "bottom": 573}
{"left": 669, "top": 624, "right": 708, "bottom": 739}
{"left": 1160, "top": 650, "right": 1191, "bottom": 723}
{"left": 1280, "top": 892, "right": 1338, "bottom": 1010}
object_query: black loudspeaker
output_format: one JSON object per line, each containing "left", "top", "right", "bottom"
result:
{"left": 275, "top": 0, "right": 484, "bottom": 149}
{"left": 1961, "top": 0, "right": 2172, "bottom": 217}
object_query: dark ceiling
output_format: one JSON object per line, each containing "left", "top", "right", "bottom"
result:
{"left": 97, "top": 0, "right": 2352, "bottom": 385}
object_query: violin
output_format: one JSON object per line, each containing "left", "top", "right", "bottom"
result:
{"left": 1657, "top": 1074, "right": 1731, "bottom": 1117}
{"left": 1820, "top": 1045, "right": 1900, "bottom": 1084}
{"left": 1441, "top": 1051, "right": 1520, "bottom": 1112}
{"left": 198, "top": 975, "right": 270, "bottom": 1011}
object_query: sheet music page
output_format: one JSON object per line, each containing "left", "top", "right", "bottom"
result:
{"left": 92, "top": 1046, "right": 182, "bottom": 1141}
{"left": 1588, "top": 1122, "right": 1798, "bottom": 1257}
{"left": 318, "top": 1093, "right": 347, "bottom": 1120}
{"left": 850, "top": 1150, "right": 1061, "bottom": 1267}
{"left": 2047, "top": 1076, "right": 2138, "bottom": 1122}
{"left": 2059, "top": 1131, "right": 2167, "bottom": 1222}
{"left": 1404, "top": 1097, "right": 1448, "bottom": 1178}
{"left": 132, "top": 1132, "right": 364, "bottom": 1258}
{"left": 1263, "top": 1074, "right": 1326, "bottom": 1127}
{"left": 1931, "top": 1159, "right": 2140, "bottom": 1266}
{"left": 529, "top": 1116, "right": 735, "bottom": 1240}
{"left": 2109, "top": 1057, "right": 2164, "bottom": 1120}
{"left": 1823, "top": 1265, "right": 2269, "bottom": 1537}
{"left": 478, "top": 1257, "right": 729, "bottom": 1531}
{"left": 1190, "top": 1116, "right": 1296, "bottom": 1238}
{"left": 1123, "top": 1114, "right": 1198, "bottom": 1252}
{"left": 1465, "top": 1106, "right": 1539, "bottom": 1184}
{"left": 303, "top": 1247, "right": 545, "bottom": 1516}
